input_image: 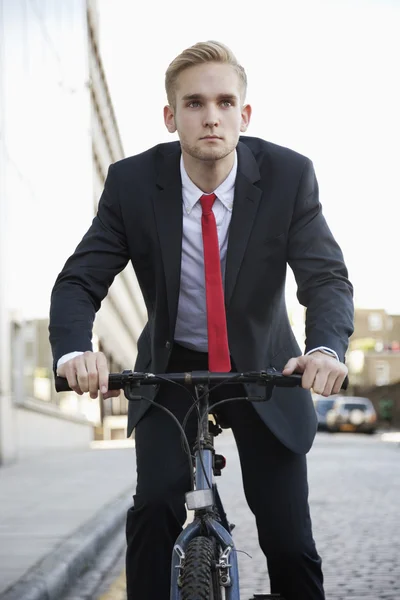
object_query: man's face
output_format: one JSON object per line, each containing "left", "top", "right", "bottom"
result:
{"left": 164, "top": 63, "right": 251, "bottom": 162}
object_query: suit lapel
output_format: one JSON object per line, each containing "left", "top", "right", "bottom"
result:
{"left": 225, "top": 141, "right": 262, "bottom": 307}
{"left": 152, "top": 144, "right": 183, "bottom": 335}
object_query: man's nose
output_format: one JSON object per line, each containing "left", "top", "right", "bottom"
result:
{"left": 203, "top": 106, "right": 219, "bottom": 128}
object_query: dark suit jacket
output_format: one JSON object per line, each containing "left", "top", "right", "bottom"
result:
{"left": 49, "top": 136, "right": 354, "bottom": 454}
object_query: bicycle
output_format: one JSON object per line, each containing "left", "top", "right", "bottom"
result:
{"left": 55, "top": 368, "right": 319, "bottom": 599}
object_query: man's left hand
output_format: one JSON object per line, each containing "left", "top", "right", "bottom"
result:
{"left": 282, "top": 351, "right": 348, "bottom": 396}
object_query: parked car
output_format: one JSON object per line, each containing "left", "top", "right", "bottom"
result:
{"left": 325, "top": 396, "right": 377, "bottom": 434}
{"left": 314, "top": 396, "right": 336, "bottom": 430}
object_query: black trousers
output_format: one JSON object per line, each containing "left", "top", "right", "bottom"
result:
{"left": 126, "top": 344, "right": 324, "bottom": 599}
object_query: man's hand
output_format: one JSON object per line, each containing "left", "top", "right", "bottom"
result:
{"left": 282, "top": 351, "right": 348, "bottom": 396}
{"left": 56, "top": 351, "right": 120, "bottom": 399}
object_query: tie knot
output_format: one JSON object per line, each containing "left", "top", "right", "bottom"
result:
{"left": 200, "top": 193, "right": 217, "bottom": 215}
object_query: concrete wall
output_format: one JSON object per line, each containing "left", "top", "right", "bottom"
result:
{"left": 15, "top": 400, "right": 93, "bottom": 459}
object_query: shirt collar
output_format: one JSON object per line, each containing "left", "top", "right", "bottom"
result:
{"left": 180, "top": 151, "right": 237, "bottom": 214}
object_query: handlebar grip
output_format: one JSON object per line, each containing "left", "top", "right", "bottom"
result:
{"left": 274, "top": 373, "right": 349, "bottom": 390}
{"left": 55, "top": 374, "right": 126, "bottom": 393}
{"left": 273, "top": 373, "right": 303, "bottom": 387}
{"left": 55, "top": 376, "right": 72, "bottom": 392}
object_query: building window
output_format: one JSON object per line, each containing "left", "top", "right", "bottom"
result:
{"left": 375, "top": 361, "right": 390, "bottom": 386}
{"left": 368, "top": 313, "right": 382, "bottom": 332}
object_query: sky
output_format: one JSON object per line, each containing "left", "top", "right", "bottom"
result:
{"left": 96, "top": 0, "right": 400, "bottom": 315}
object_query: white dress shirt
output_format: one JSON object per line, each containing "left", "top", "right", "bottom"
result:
{"left": 57, "top": 151, "right": 337, "bottom": 369}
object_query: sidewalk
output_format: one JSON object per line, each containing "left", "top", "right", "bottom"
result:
{"left": 0, "top": 440, "right": 136, "bottom": 600}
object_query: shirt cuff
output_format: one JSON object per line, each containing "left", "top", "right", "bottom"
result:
{"left": 306, "top": 347, "right": 339, "bottom": 361}
{"left": 57, "top": 351, "right": 84, "bottom": 373}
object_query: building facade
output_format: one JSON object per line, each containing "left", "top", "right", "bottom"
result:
{"left": 347, "top": 308, "right": 400, "bottom": 389}
{"left": 0, "top": 0, "right": 145, "bottom": 464}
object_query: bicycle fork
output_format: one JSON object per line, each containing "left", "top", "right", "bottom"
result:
{"left": 169, "top": 381, "right": 240, "bottom": 599}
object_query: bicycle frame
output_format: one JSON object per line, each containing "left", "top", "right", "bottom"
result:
{"left": 169, "top": 382, "right": 240, "bottom": 600}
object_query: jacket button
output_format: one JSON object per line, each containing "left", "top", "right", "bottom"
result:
{"left": 165, "top": 341, "right": 171, "bottom": 349}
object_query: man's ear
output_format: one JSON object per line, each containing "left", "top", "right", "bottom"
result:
{"left": 164, "top": 105, "right": 176, "bottom": 133}
{"left": 240, "top": 104, "right": 252, "bottom": 132}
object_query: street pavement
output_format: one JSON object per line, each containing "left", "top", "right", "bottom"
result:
{"left": 0, "top": 431, "right": 399, "bottom": 600}
{"left": 95, "top": 431, "right": 400, "bottom": 600}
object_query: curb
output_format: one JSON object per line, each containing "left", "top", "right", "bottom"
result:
{"left": 0, "top": 491, "right": 132, "bottom": 600}
{"left": 380, "top": 431, "right": 400, "bottom": 443}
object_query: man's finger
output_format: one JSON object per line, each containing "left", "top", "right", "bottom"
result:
{"left": 69, "top": 376, "right": 83, "bottom": 395}
{"left": 312, "top": 368, "right": 330, "bottom": 395}
{"left": 96, "top": 353, "right": 109, "bottom": 394}
{"left": 85, "top": 352, "right": 99, "bottom": 399}
{"left": 332, "top": 372, "right": 346, "bottom": 395}
{"left": 76, "top": 357, "right": 90, "bottom": 393}
{"left": 56, "top": 363, "right": 66, "bottom": 378}
{"left": 301, "top": 360, "right": 319, "bottom": 390}
{"left": 65, "top": 364, "right": 83, "bottom": 395}
{"left": 103, "top": 390, "right": 120, "bottom": 400}
{"left": 321, "top": 371, "right": 338, "bottom": 397}
{"left": 282, "top": 357, "right": 300, "bottom": 375}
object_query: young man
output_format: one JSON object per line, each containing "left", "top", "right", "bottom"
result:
{"left": 49, "top": 41, "right": 354, "bottom": 599}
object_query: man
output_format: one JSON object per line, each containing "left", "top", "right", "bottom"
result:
{"left": 49, "top": 40, "right": 354, "bottom": 599}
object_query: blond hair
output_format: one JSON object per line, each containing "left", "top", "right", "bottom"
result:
{"left": 165, "top": 40, "right": 247, "bottom": 108}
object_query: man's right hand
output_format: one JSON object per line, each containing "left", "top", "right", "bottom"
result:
{"left": 56, "top": 351, "right": 120, "bottom": 399}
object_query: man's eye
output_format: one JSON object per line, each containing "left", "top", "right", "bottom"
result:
{"left": 188, "top": 101, "right": 201, "bottom": 108}
{"left": 221, "top": 101, "right": 232, "bottom": 107}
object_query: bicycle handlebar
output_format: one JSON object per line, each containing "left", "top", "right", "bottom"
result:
{"left": 55, "top": 369, "right": 348, "bottom": 394}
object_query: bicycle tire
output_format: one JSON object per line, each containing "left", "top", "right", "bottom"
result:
{"left": 180, "top": 536, "right": 223, "bottom": 600}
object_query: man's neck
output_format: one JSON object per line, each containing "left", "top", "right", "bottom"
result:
{"left": 182, "top": 151, "right": 235, "bottom": 194}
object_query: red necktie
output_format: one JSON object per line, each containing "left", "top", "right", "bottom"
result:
{"left": 200, "top": 193, "right": 231, "bottom": 372}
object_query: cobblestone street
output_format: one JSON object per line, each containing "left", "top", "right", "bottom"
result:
{"left": 95, "top": 432, "right": 400, "bottom": 600}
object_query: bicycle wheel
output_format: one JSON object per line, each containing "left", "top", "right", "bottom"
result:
{"left": 180, "top": 536, "right": 223, "bottom": 600}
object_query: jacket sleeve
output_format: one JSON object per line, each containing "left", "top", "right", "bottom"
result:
{"left": 287, "top": 159, "right": 354, "bottom": 362}
{"left": 49, "top": 164, "right": 129, "bottom": 366}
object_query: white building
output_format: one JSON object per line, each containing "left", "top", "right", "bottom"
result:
{"left": 0, "top": 0, "right": 146, "bottom": 464}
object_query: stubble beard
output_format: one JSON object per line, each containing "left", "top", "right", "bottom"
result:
{"left": 180, "top": 139, "right": 236, "bottom": 163}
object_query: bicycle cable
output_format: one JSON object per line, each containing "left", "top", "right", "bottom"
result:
{"left": 150, "top": 375, "right": 201, "bottom": 466}
{"left": 124, "top": 391, "right": 195, "bottom": 491}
